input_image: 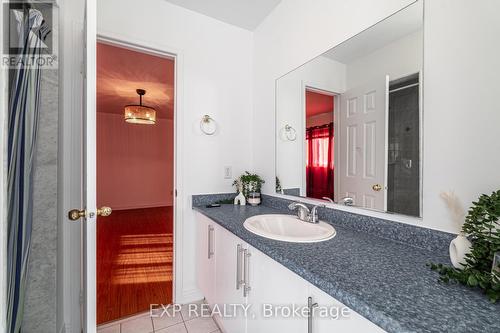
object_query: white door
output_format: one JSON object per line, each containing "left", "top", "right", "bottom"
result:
{"left": 338, "top": 76, "right": 388, "bottom": 210}
{"left": 247, "top": 247, "right": 308, "bottom": 333}
{"left": 214, "top": 227, "right": 247, "bottom": 333}
{"left": 195, "top": 213, "right": 216, "bottom": 304}
{"left": 82, "top": 0, "right": 97, "bottom": 331}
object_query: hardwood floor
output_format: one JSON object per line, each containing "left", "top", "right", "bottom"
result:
{"left": 97, "top": 206, "right": 173, "bottom": 324}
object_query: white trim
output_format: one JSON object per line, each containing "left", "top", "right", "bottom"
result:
{"left": 0, "top": 1, "right": 8, "bottom": 331}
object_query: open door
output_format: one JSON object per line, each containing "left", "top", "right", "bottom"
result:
{"left": 338, "top": 76, "right": 388, "bottom": 211}
{"left": 82, "top": 0, "right": 97, "bottom": 331}
{"left": 65, "top": 0, "right": 99, "bottom": 331}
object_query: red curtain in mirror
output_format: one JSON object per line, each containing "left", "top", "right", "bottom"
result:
{"left": 306, "top": 123, "right": 334, "bottom": 200}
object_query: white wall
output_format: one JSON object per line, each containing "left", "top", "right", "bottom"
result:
{"left": 96, "top": 113, "right": 174, "bottom": 210}
{"left": 254, "top": 0, "right": 500, "bottom": 233}
{"left": 97, "top": 0, "right": 254, "bottom": 303}
{"left": 346, "top": 29, "right": 422, "bottom": 89}
{"left": 276, "top": 56, "right": 345, "bottom": 194}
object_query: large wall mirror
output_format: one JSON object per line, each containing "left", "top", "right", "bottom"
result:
{"left": 275, "top": 1, "right": 423, "bottom": 217}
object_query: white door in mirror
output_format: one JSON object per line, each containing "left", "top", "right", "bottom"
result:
{"left": 243, "top": 214, "right": 336, "bottom": 243}
{"left": 338, "top": 76, "right": 388, "bottom": 211}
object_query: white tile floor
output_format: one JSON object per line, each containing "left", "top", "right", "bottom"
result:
{"left": 97, "top": 301, "right": 221, "bottom": 333}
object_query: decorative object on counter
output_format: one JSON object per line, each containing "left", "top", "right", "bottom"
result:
{"left": 200, "top": 114, "right": 217, "bottom": 135}
{"left": 234, "top": 180, "right": 246, "bottom": 206}
{"left": 429, "top": 190, "right": 500, "bottom": 303}
{"left": 232, "top": 171, "right": 265, "bottom": 199}
{"left": 248, "top": 192, "right": 261, "bottom": 206}
{"left": 283, "top": 124, "right": 297, "bottom": 141}
{"left": 276, "top": 176, "right": 282, "bottom": 193}
{"left": 440, "top": 191, "right": 471, "bottom": 268}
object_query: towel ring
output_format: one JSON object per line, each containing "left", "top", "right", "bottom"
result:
{"left": 200, "top": 115, "right": 217, "bottom": 135}
{"left": 284, "top": 124, "right": 297, "bottom": 141}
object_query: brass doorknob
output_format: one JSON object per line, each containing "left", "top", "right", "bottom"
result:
{"left": 97, "top": 206, "right": 112, "bottom": 217}
{"left": 68, "top": 209, "right": 86, "bottom": 221}
{"left": 68, "top": 206, "right": 112, "bottom": 221}
{"left": 372, "top": 184, "right": 382, "bottom": 192}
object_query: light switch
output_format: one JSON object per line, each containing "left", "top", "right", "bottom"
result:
{"left": 224, "top": 166, "right": 232, "bottom": 179}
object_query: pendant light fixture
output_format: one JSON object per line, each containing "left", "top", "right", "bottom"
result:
{"left": 124, "top": 89, "right": 156, "bottom": 125}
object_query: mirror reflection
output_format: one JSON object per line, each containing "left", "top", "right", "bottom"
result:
{"left": 275, "top": 1, "right": 423, "bottom": 217}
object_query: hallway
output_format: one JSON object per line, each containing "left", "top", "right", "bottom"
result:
{"left": 97, "top": 206, "right": 173, "bottom": 324}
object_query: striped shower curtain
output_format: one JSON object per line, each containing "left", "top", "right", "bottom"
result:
{"left": 6, "top": 7, "right": 50, "bottom": 333}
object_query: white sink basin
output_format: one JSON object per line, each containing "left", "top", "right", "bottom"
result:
{"left": 243, "top": 214, "right": 336, "bottom": 243}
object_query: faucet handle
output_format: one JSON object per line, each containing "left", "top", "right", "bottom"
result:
{"left": 310, "top": 204, "right": 326, "bottom": 223}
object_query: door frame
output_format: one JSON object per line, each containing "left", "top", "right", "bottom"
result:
{"left": 59, "top": 29, "right": 185, "bottom": 331}
{"left": 301, "top": 82, "right": 340, "bottom": 200}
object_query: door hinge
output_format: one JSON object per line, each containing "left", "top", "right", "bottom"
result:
{"left": 79, "top": 291, "right": 84, "bottom": 305}
{"left": 175, "top": 189, "right": 178, "bottom": 197}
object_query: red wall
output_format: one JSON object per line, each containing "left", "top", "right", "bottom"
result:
{"left": 97, "top": 113, "right": 174, "bottom": 210}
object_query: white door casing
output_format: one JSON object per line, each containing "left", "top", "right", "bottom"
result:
{"left": 62, "top": 2, "right": 186, "bottom": 332}
{"left": 339, "top": 76, "right": 388, "bottom": 211}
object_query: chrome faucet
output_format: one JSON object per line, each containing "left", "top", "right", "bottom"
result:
{"left": 288, "top": 202, "right": 325, "bottom": 224}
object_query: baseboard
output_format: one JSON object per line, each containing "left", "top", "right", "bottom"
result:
{"left": 178, "top": 287, "right": 204, "bottom": 305}
{"left": 110, "top": 203, "right": 174, "bottom": 211}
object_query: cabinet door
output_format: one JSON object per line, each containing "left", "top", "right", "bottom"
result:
{"left": 308, "top": 284, "right": 385, "bottom": 333}
{"left": 195, "top": 213, "right": 216, "bottom": 304}
{"left": 247, "top": 247, "right": 308, "bottom": 333}
{"left": 214, "top": 227, "right": 247, "bottom": 333}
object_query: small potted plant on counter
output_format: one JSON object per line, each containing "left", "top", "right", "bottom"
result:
{"left": 429, "top": 190, "right": 500, "bottom": 303}
{"left": 233, "top": 171, "right": 265, "bottom": 206}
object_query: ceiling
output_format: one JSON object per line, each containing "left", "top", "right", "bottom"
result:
{"left": 323, "top": 1, "right": 423, "bottom": 64}
{"left": 306, "top": 90, "right": 334, "bottom": 118}
{"left": 97, "top": 42, "right": 174, "bottom": 120}
{"left": 164, "top": 0, "right": 281, "bottom": 30}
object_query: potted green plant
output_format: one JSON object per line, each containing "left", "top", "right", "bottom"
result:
{"left": 429, "top": 190, "right": 500, "bottom": 302}
{"left": 233, "top": 171, "right": 265, "bottom": 199}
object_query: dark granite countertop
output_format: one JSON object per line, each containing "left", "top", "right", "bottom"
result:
{"left": 192, "top": 201, "right": 500, "bottom": 333}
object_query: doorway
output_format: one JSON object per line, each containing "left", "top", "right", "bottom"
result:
{"left": 305, "top": 88, "right": 335, "bottom": 201}
{"left": 387, "top": 73, "right": 421, "bottom": 217}
{"left": 96, "top": 41, "right": 175, "bottom": 324}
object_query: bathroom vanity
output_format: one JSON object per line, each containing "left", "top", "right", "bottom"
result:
{"left": 193, "top": 194, "right": 500, "bottom": 333}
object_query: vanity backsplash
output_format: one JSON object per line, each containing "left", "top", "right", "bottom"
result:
{"left": 192, "top": 193, "right": 455, "bottom": 256}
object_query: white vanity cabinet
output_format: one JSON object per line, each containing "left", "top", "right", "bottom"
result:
{"left": 195, "top": 213, "right": 386, "bottom": 333}
{"left": 196, "top": 213, "right": 217, "bottom": 304}
{"left": 246, "top": 245, "right": 309, "bottom": 333}
{"left": 307, "top": 284, "right": 385, "bottom": 333}
{"left": 213, "top": 225, "right": 248, "bottom": 333}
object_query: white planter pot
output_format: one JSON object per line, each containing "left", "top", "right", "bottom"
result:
{"left": 449, "top": 234, "right": 472, "bottom": 269}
